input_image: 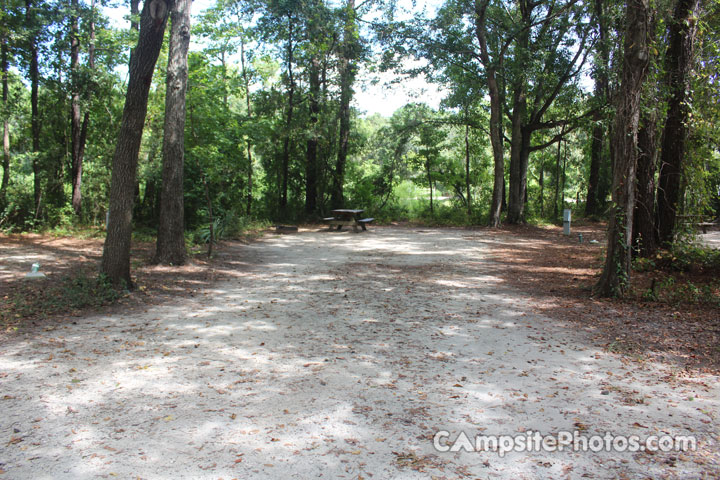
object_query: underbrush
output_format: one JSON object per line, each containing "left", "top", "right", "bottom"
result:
{"left": 191, "top": 212, "right": 270, "bottom": 246}
{"left": 631, "top": 238, "right": 720, "bottom": 306}
{"left": 1, "top": 272, "right": 124, "bottom": 328}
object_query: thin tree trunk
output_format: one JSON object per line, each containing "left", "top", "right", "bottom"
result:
{"left": 474, "top": 0, "right": 503, "bottom": 227}
{"left": 554, "top": 139, "right": 561, "bottom": 218}
{"left": 426, "top": 158, "right": 433, "bottom": 216}
{"left": 465, "top": 120, "right": 472, "bottom": 217}
{"left": 538, "top": 164, "right": 544, "bottom": 217}
{"left": 331, "top": 0, "right": 356, "bottom": 209}
{"left": 240, "top": 38, "right": 253, "bottom": 216}
{"left": 70, "top": 0, "right": 83, "bottom": 214}
{"left": 561, "top": 140, "right": 567, "bottom": 212}
{"left": 76, "top": 0, "right": 95, "bottom": 211}
{"left": 305, "top": 57, "right": 320, "bottom": 216}
{"left": 155, "top": 0, "right": 191, "bottom": 265}
{"left": 26, "top": 0, "right": 40, "bottom": 212}
{"left": 595, "top": 0, "right": 650, "bottom": 297}
{"left": 280, "top": 14, "right": 294, "bottom": 211}
{"left": 101, "top": 0, "right": 172, "bottom": 287}
{"left": 203, "top": 173, "right": 214, "bottom": 258}
{"left": 585, "top": 0, "right": 609, "bottom": 217}
{"left": 1, "top": 10, "right": 9, "bottom": 203}
{"left": 130, "top": 0, "right": 140, "bottom": 31}
{"left": 656, "top": 0, "right": 700, "bottom": 244}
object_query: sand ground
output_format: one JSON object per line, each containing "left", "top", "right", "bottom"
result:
{"left": 1, "top": 227, "right": 718, "bottom": 479}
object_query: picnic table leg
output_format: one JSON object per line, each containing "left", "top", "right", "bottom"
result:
{"left": 336, "top": 224, "right": 342, "bottom": 231}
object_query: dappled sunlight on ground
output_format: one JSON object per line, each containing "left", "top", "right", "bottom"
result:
{"left": 1, "top": 227, "right": 718, "bottom": 478}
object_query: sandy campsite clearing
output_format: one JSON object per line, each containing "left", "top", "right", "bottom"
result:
{"left": 1, "top": 227, "right": 718, "bottom": 479}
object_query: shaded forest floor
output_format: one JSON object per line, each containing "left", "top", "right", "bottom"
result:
{"left": 486, "top": 222, "right": 720, "bottom": 373}
{"left": 1, "top": 227, "right": 718, "bottom": 479}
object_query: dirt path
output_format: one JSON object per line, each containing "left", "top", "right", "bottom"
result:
{"left": 1, "top": 228, "right": 718, "bottom": 479}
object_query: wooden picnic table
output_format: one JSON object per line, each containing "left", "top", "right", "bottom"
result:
{"left": 678, "top": 214, "right": 718, "bottom": 234}
{"left": 324, "top": 209, "right": 374, "bottom": 232}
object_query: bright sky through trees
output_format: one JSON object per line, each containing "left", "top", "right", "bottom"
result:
{"left": 100, "top": 0, "right": 445, "bottom": 117}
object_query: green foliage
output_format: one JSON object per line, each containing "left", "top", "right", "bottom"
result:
{"left": 664, "top": 239, "right": 720, "bottom": 272}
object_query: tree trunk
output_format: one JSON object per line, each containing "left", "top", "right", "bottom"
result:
{"left": 554, "top": 139, "right": 561, "bottom": 219}
{"left": 101, "top": 0, "right": 172, "bottom": 288}
{"left": 586, "top": 119, "right": 604, "bottom": 217}
{"left": 585, "top": 0, "right": 610, "bottom": 217}
{"left": 595, "top": 0, "right": 650, "bottom": 297}
{"left": 70, "top": 0, "right": 83, "bottom": 215}
{"left": 130, "top": 0, "right": 140, "bottom": 31}
{"left": 77, "top": 0, "right": 95, "bottom": 212}
{"left": 426, "top": 158, "right": 433, "bottom": 216}
{"left": 1, "top": 14, "right": 9, "bottom": 203}
{"left": 305, "top": 56, "right": 320, "bottom": 216}
{"left": 507, "top": 90, "right": 528, "bottom": 224}
{"left": 506, "top": 1, "right": 531, "bottom": 225}
{"left": 465, "top": 121, "right": 472, "bottom": 217}
{"left": 280, "top": 14, "right": 295, "bottom": 211}
{"left": 561, "top": 141, "right": 567, "bottom": 212}
{"left": 538, "top": 164, "right": 544, "bottom": 217}
{"left": 633, "top": 111, "right": 658, "bottom": 257}
{"left": 655, "top": 0, "right": 700, "bottom": 245}
{"left": 155, "top": 0, "right": 191, "bottom": 266}
{"left": 331, "top": 0, "right": 356, "bottom": 209}
{"left": 240, "top": 38, "right": 253, "bottom": 216}
{"left": 25, "top": 0, "right": 41, "bottom": 212}
{"left": 474, "top": 0, "right": 503, "bottom": 227}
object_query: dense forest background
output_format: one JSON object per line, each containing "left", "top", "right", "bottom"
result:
{"left": 0, "top": 0, "right": 718, "bottom": 292}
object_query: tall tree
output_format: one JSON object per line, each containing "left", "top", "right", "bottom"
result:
{"left": 102, "top": 0, "right": 173, "bottom": 287}
{"left": 155, "top": 0, "right": 191, "bottom": 265}
{"left": 70, "top": 0, "right": 95, "bottom": 215}
{"left": 305, "top": 54, "right": 321, "bottom": 216}
{"left": 505, "top": 0, "right": 592, "bottom": 224}
{"left": 25, "top": 0, "right": 41, "bottom": 212}
{"left": 279, "top": 11, "right": 295, "bottom": 211}
{"left": 331, "top": 0, "right": 357, "bottom": 209}
{"left": 595, "top": 0, "right": 651, "bottom": 297}
{"left": 655, "top": 0, "right": 701, "bottom": 244}
{"left": 240, "top": 36, "right": 254, "bottom": 216}
{"left": 473, "top": 0, "right": 504, "bottom": 227}
{"left": 585, "top": 0, "right": 610, "bottom": 217}
{"left": 633, "top": 108, "right": 659, "bottom": 256}
{"left": 0, "top": 0, "right": 9, "bottom": 204}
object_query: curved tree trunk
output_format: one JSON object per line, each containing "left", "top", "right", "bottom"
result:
{"left": 101, "top": 0, "right": 172, "bottom": 287}
{"left": 595, "top": 0, "right": 651, "bottom": 297}
{"left": 155, "top": 0, "right": 191, "bottom": 265}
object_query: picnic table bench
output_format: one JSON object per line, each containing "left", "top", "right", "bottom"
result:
{"left": 323, "top": 209, "right": 374, "bottom": 233}
{"left": 679, "top": 215, "right": 718, "bottom": 234}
